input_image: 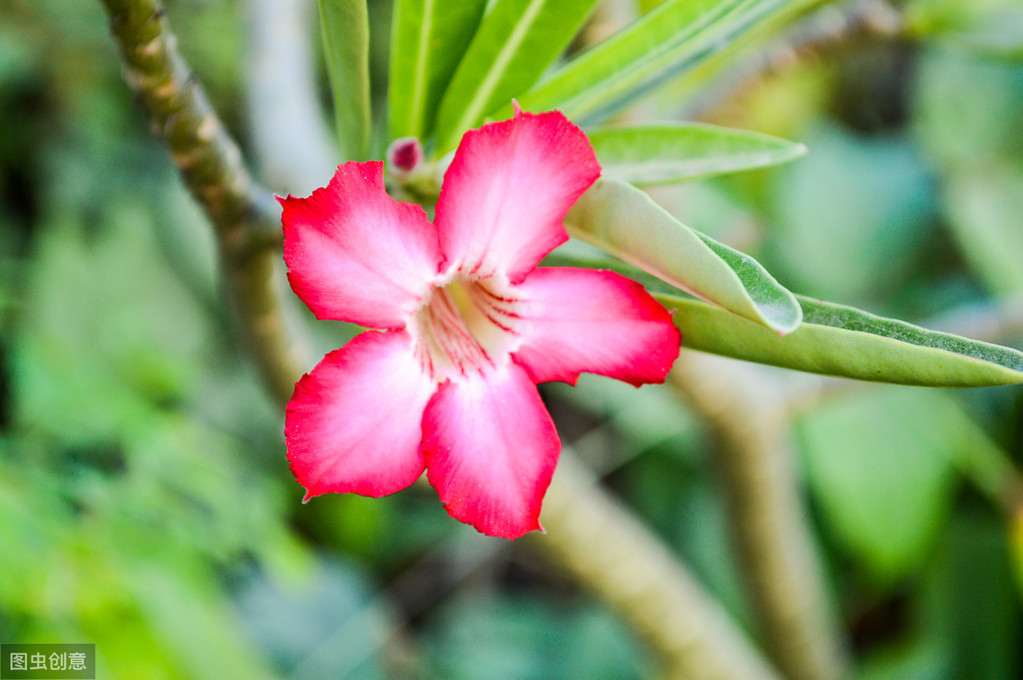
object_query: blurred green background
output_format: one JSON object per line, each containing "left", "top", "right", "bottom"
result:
{"left": 1, "top": 0, "right": 1022, "bottom": 678}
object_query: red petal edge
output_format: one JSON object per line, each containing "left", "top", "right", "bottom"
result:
{"left": 280, "top": 161, "right": 442, "bottom": 329}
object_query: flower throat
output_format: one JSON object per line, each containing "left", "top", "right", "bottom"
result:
{"left": 412, "top": 275, "right": 521, "bottom": 381}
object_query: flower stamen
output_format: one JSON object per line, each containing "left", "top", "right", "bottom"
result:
{"left": 411, "top": 275, "right": 522, "bottom": 382}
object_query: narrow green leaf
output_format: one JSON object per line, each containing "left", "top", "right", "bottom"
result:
{"left": 638, "top": 0, "right": 671, "bottom": 12}
{"left": 503, "top": 0, "right": 747, "bottom": 120}
{"left": 433, "top": 0, "right": 601, "bottom": 152}
{"left": 657, "top": 293, "right": 1023, "bottom": 386}
{"left": 507, "top": 0, "right": 817, "bottom": 123}
{"left": 565, "top": 178, "right": 801, "bottom": 333}
{"left": 588, "top": 122, "right": 807, "bottom": 184}
{"left": 388, "top": 0, "right": 488, "bottom": 141}
{"left": 318, "top": 0, "right": 371, "bottom": 161}
{"left": 645, "top": 0, "right": 829, "bottom": 108}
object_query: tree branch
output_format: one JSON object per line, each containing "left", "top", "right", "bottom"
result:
{"left": 100, "top": 0, "right": 308, "bottom": 402}
{"left": 535, "top": 451, "right": 786, "bottom": 680}
{"left": 669, "top": 351, "right": 850, "bottom": 680}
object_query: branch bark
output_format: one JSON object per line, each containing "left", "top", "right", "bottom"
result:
{"left": 535, "top": 452, "right": 785, "bottom": 680}
{"left": 100, "top": 0, "right": 308, "bottom": 402}
{"left": 669, "top": 351, "right": 850, "bottom": 680}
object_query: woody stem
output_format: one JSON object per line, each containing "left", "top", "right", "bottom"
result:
{"left": 99, "top": 0, "right": 308, "bottom": 402}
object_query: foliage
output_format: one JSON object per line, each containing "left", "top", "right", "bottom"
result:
{"left": 1, "top": 0, "right": 1022, "bottom": 678}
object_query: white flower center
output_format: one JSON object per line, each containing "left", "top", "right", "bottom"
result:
{"left": 411, "top": 273, "right": 522, "bottom": 382}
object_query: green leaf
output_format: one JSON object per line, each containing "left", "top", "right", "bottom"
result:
{"left": 914, "top": 48, "right": 1023, "bottom": 168}
{"left": 656, "top": 293, "right": 1023, "bottom": 386}
{"left": 589, "top": 122, "right": 807, "bottom": 185}
{"left": 565, "top": 178, "right": 801, "bottom": 333}
{"left": 797, "top": 388, "right": 960, "bottom": 582}
{"left": 942, "top": 163, "right": 1023, "bottom": 295}
{"left": 767, "top": 124, "right": 935, "bottom": 303}
{"left": 12, "top": 207, "right": 210, "bottom": 445}
{"left": 432, "top": 0, "right": 601, "bottom": 152}
{"left": 1012, "top": 512, "right": 1023, "bottom": 599}
{"left": 127, "top": 562, "right": 279, "bottom": 680}
{"left": 318, "top": 0, "right": 371, "bottom": 161}
{"left": 508, "top": 0, "right": 816, "bottom": 123}
{"left": 924, "top": 512, "right": 1022, "bottom": 680}
{"left": 641, "top": 0, "right": 829, "bottom": 109}
{"left": 388, "top": 0, "right": 488, "bottom": 140}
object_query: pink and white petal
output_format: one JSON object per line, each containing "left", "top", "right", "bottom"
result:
{"left": 434, "top": 110, "right": 601, "bottom": 282}
{"left": 513, "top": 267, "right": 681, "bottom": 387}
{"left": 421, "top": 363, "right": 561, "bottom": 539}
{"left": 281, "top": 161, "right": 442, "bottom": 329}
{"left": 286, "top": 330, "right": 435, "bottom": 500}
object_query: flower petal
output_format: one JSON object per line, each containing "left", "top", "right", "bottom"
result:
{"left": 434, "top": 110, "right": 601, "bottom": 282}
{"left": 513, "top": 267, "right": 681, "bottom": 386}
{"left": 281, "top": 162, "right": 442, "bottom": 328}
{"left": 286, "top": 330, "right": 435, "bottom": 500}
{"left": 422, "top": 363, "right": 560, "bottom": 539}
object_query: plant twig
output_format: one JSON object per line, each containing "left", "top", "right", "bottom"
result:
{"left": 100, "top": 0, "right": 308, "bottom": 402}
{"left": 669, "top": 351, "right": 850, "bottom": 680}
{"left": 535, "top": 451, "right": 786, "bottom": 680}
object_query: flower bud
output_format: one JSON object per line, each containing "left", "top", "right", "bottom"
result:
{"left": 386, "top": 136, "right": 423, "bottom": 177}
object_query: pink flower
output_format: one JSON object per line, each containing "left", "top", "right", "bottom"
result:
{"left": 280, "top": 108, "right": 681, "bottom": 539}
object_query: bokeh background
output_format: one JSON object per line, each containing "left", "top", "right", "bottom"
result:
{"left": 1, "top": 0, "right": 1022, "bottom": 678}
